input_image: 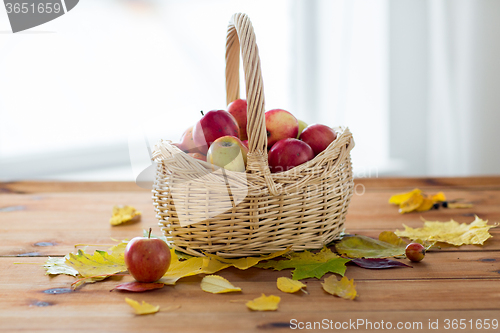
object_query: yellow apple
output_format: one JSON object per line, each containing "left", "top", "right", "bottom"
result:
{"left": 297, "top": 119, "right": 308, "bottom": 138}
{"left": 207, "top": 136, "right": 248, "bottom": 172}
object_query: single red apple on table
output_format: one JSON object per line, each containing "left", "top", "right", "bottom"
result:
{"left": 268, "top": 138, "right": 314, "bottom": 173}
{"left": 265, "top": 109, "right": 299, "bottom": 149}
{"left": 124, "top": 228, "right": 171, "bottom": 283}
{"left": 207, "top": 136, "right": 248, "bottom": 172}
{"left": 299, "top": 124, "right": 337, "bottom": 156}
{"left": 193, "top": 110, "right": 240, "bottom": 155}
{"left": 227, "top": 99, "right": 248, "bottom": 141}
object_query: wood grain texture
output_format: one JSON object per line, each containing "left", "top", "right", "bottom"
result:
{"left": 1, "top": 178, "right": 499, "bottom": 332}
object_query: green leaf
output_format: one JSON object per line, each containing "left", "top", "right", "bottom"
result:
{"left": 335, "top": 235, "right": 406, "bottom": 258}
{"left": 292, "top": 258, "right": 351, "bottom": 280}
{"left": 257, "top": 247, "right": 350, "bottom": 280}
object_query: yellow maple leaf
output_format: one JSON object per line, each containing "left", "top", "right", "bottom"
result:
{"left": 108, "top": 241, "right": 128, "bottom": 255}
{"left": 44, "top": 256, "right": 79, "bottom": 276}
{"left": 246, "top": 294, "right": 280, "bottom": 311}
{"left": 321, "top": 275, "right": 357, "bottom": 300}
{"left": 201, "top": 259, "right": 231, "bottom": 275}
{"left": 399, "top": 192, "right": 424, "bottom": 213}
{"left": 389, "top": 188, "right": 422, "bottom": 205}
{"left": 415, "top": 197, "right": 434, "bottom": 212}
{"left": 277, "top": 277, "right": 306, "bottom": 293}
{"left": 66, "top": 249, "right": 126, "bottom": 278}
{"left": 110, "top": 205, "right": 141, "bottom": 226}
{"left": 160, "top": 249, "right": 205, "bottom": 285}
{"left": 395, "top": 216, "right": 496, "bottom": 246}
{"left": 125, "top": 298, "right": 159, "bottom": 315}
{"left": 200, "top": 275, "right": 242, "bottom": 294}
{"left": 390, "top": 189, "right": 447, "bottom": 213}
{"left": 430, "top": 192, "right": 446, "bottom": 202}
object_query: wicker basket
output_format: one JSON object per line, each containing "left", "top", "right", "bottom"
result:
{"left": 152, "top": 13, "right": 355, "bottom": 258}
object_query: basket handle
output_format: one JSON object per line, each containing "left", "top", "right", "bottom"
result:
{"left": 226, "top": 13, "right": 278, "bottom": 195}
{"left": 226, "top": 13, "right": 267, "bottom": 154}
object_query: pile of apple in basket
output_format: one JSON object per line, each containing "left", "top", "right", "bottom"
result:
{"left": 173, "top": 99, "right": 338, "bottom": 173}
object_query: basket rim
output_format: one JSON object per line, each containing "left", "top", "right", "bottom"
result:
{"left": 153, "top": 126, "right": 353, "bottom": 177}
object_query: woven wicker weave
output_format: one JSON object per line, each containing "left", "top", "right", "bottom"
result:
{"left": 152, "top": 13, "right": 355, "bottom": 258}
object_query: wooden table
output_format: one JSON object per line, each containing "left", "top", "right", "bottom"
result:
{"left": 1, "top": 178, "right": 499, "bottom": 332}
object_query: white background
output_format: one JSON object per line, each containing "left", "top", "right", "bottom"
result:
{"left": 0, "top": 0, "right": 498, "bottom": 181}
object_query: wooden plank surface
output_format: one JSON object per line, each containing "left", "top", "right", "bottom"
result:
{"left": 1, "top": 178, "right": 500, "bottom": 332}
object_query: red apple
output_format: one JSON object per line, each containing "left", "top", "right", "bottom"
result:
{"left": 187, "top": 152, "right": 206, "bottom": 162}
{"left": 124, "top": 229, "right": 171, "bottom": 283}
{"left": 241, "top": 140, "right": 248, "bottom": 149}
{"left": 268, "top": 138, "right": 314, "bottom": 173}
{"left": 175, "top": 125, "right": 199, "bottom": 153}
{"left": 193, "top": 110, "right": 240, "bottom": 155}
{"left": 207, "top": 136, "right": 248, "bottom": 172}
{"left": 299, "top": 124, "right": 337, "bottom": 156}
{"left": 227, "top": 99, "right": 248, "bottom": 141}
{"left": 265, "top": 109, "right": 299, "bottom": 149}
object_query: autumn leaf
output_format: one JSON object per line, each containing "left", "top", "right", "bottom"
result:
{"left": 125, "top": 297, "right": 159, "bottom": 315}
{"left": 66, "top": 249, "right": 126, "bottom": 278}
{"left": 277, "top": 277, "right": 306, "bottom": 293}
{"left": 448, "top": 202, "right": 473, "bottom": 209}
{"left": 246, "top": 294, "right": 280, "bottom": 311}
{"left": 159, "top": 249, "right": 205, "bottom": 285}
{"left": 389, "top": 188, "right": 422, "bottom": 205}
{"left": 321, "top": 275, "right": 357, "bottom": 300}
{"left": 71, "top": 276, "right": 111, "bottom": 289}
{"left": 395, "top": 216, "right": 496, "bottom": 246}
{"left": 110, "top": 205, "right": 141, "bottom": 226}
{"left": 335, "top": 235, "right": 406, "bottom": 258}
{"left": 159, "top": 248, "right": 291, "bottom": 285}
{"left": 204, "top": 248, "right": 290, "bottom": 270}
{"left": 350, "top": 258, "right": 412, "bottom": 269}
{"left": 112, "top": 282, "right": 164, "bottom": 292}
{"left": 257, "top": 247, "right": 350, "bottom": 280}
{"left": 378, "top": 231, "right": 407, "bottom": 247}
{"left": 399, "top": 191, "right": 424, "bottom": 213}
{"left": 415, "top": 197, "right": 434, "bottom": 212}
{"left": 389, "top": 189, "right": 447, "bottom": 213}
{"left": 108, "top": 241, "right": 128, "bottom": 255}
{"left": 44, "top": 256, "right": 79, "bottom": 276}
{"left": 431, "top": 192, "right": 446, "bottom": 202}
{"left": 200, "top": 275, "right": 241, "bottom": 294}
{"left": 200, "top": 258, "right": 231, "bottom": 275}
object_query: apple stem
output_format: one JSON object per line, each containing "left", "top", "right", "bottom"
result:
{"left": 148, "top": 228, "right": 152, "bottom": 239}
{"left": 200, "top": 110, "right": 204, "bottom": 116}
